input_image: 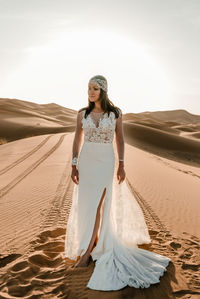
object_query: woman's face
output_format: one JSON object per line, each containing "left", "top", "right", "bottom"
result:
{"left": 88, "top": 82, "right": 101, "bottom": 102}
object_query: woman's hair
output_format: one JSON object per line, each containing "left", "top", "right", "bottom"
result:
{"left": 78, "top": 75, "right": 122, "bottom": 119}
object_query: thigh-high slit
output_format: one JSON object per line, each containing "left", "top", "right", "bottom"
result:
{"left": 86, "top": 187, "right": 107, "bottom": 254}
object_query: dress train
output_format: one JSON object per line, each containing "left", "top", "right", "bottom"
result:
{"left": 65, "top": 141, "right": 170, "bottom": 291}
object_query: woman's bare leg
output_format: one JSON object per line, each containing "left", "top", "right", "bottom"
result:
{"left": 74, "top": 188, "right": 106, "bottom": 267}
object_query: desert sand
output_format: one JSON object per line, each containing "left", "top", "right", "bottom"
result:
{"left": 0, "top": 98, "right": 200, "bottom": 298}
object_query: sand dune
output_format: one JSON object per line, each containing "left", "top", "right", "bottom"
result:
{"left": 123, "top": 122, "right": 200, "bottom": 167}
{"left": 1, "top": 98, "right": 200, "bottom": 147}
{"left": 0, "top": 98, "right": 77, "bottom": 143}
{"left": 0, "top": 99, "right": 200, "bottom": 298}
{"left": 139, "top": 109, "right": 200, "bottom": 124}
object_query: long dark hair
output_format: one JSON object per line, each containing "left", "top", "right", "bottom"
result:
{"left": 78, "top": 75, "right": 122, "bottom": 119}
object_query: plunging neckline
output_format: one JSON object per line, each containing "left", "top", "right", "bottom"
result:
{"left": 89, "top": 111, "right": 106, "bottom": 129}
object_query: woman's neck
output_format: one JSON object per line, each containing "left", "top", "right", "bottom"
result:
{"left": 92, "top": 106, "right": 104, "bottom": 112}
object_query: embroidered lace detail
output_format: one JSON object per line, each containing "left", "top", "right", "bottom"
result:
{"left": 82, "top": 111, "right": 116, "bottom": 143}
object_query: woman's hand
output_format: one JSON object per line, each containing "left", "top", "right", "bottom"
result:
{"left": 71, "top": 166, "right": 79, "bottom": 184}
{"left": 117, "top": 165, "right": 126, "bottom": 184}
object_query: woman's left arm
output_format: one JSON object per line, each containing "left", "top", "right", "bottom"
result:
{"left": 115, "top": 109, "right": 126, "bottom": 184}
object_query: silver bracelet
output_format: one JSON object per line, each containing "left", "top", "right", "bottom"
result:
{"left": 72, "top": 157, "right": 78, "bottom": 165}
{"left": 119, "top": 159, "right": 124, "bottom": 162}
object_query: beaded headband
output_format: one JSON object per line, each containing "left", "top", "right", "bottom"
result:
{"left": 89, "top": 78, "right": 108, "bottom": 92}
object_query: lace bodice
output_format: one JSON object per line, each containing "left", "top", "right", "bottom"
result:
{"left": 73, "top": 108, "right": 124, "bottom": 161}
{"left": 81, "top": 110, "right": 117, "bottom": 143}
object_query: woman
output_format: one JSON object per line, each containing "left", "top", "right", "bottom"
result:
{"left": 65, "top": 75, "right": 170, "bottom": 291}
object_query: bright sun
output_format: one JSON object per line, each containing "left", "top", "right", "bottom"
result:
{"left": 3, "top": 29, "right": 173, "bottom": 112}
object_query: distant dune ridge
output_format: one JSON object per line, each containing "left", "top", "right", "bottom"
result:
{"left": 1, "top": 97, "right": 200, "bottom": 166}
{"left": 0, "top": 97, "right": 200, "bottom": 297}
{"left": 0, "top": 98, "right": 76, "bottom": 143}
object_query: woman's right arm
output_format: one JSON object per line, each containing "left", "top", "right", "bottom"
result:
{"left": 71, "top": 111, "right": 84, "bottom": 183}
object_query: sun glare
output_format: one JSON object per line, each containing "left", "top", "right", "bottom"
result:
{"left": 2, "top": 28, "right": 173, "bottom": 112}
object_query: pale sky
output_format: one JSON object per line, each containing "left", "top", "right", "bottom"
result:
{"left": 0, "top": 0, "right": 200, "bottom": 114}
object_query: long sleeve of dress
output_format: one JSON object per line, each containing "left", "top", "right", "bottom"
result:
{"left": 72, "top": 111, "right": 84, "bottom": 161}
{"left": 115, "top": 109, "right": 124, "bottom": 161}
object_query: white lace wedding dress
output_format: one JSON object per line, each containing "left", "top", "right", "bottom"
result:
{"left": 65, "top": 110, "right": 170, "bottom": 291}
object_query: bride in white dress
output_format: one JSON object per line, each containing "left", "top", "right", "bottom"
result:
{"left": 65, "top": 75, "right": 170, "bottom": 291}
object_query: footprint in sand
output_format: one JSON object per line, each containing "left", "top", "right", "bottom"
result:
{"left": 0, "top": 227, "right": 69, "bottom": 298}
